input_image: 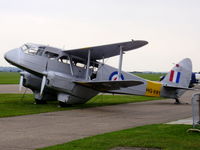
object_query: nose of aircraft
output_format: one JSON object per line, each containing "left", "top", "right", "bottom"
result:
{"left": 4, "top": 48, "right": 21, "bottom": 66}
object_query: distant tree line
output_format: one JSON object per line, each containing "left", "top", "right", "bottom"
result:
{"left": 0, "top": 67, "right": 21, "bottom": 72}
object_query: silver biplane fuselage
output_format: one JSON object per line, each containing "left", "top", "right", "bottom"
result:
{"left": 5, "top": 44, "right": 101, "bottom": 105}
{"left": 4, "top": 40, "right": 192, "bottom": 105}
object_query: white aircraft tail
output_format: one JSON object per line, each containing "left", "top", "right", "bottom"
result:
{"left": 161, "top": 58, "right": 192, "bottom": 88}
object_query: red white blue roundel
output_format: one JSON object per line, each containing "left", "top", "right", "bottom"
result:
{"left": 109, "top": 71, "right": 124, "bottom": 81}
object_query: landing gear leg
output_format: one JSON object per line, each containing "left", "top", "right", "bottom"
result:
{"left": 174, "top": 98, "right": 181, "bottom": 104}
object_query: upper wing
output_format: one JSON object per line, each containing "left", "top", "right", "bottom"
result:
{"left": 74, "top": 80, "right": 144, "bottom": 92}
{"left": 63, "top": 40, "right": 148, "bottom": 60}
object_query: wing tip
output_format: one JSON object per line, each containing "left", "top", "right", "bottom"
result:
{"left": 132, "top": 40, "right": 148, "bottom": 46}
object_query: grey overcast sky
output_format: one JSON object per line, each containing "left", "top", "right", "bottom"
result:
{"left": 0, "top": 0, "right": 200, "bottom": 72}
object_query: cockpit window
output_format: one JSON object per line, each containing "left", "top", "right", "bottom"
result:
{"left": 22, "top": 44, "right": 37, "bottom": 55}
{"left": 21, "top": 44, "right": 46, "bottom": 56}
{"left": 21, "top": 45, "right": 29, "bottom": 52}
{"left": 36, "top": 46, "right": 46, "bottom": 56}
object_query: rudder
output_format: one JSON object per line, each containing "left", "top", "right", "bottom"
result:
{"left": 161, "top": 58, "right": 192, "bottom": 88}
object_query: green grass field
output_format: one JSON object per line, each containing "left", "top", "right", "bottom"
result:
{"left": 39, "top": 124, "right": 200, "bottom": 150}
{"left": 0, "top": 72, "right": 164, "bottom": 117}
{"left": 133, "top": 73, "right": 166, "bottom": 81}
{"left": 0, "top": 94, "right": 162, "bottom": 117}
{"left": 0, "top": 72, "right": 20, "bottom": 84}
{"left": 1, "top": 73, "right": 188, "bottom": 150}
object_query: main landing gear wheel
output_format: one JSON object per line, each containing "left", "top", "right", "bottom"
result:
{"left": 34, "top": 99, "right": 47, "bottom": 104}
{"left": 59, "top": 101, "right": 72, "bottom": 107}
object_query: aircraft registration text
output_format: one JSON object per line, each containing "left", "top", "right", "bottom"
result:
{"left": 145, "top": 81, "right": 162, "bottom": 97}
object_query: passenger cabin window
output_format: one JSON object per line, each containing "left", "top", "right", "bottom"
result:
{"left": 58, "top": 56, "right": 70, "bottom": 64}
{"left": 71, "top": 58, "right": 86, "bottom": 68}
{"left": 44, "top": 51, "right": 58, "bottom": 60}
{"left": 76, "top": 62, "right": 85, "bottom": 68}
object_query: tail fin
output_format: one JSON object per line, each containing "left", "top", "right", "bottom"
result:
{"left": 161, "top": 58, "right": 192, "bottom": 88}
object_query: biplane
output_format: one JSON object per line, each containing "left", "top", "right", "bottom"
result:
{"left": 4, "top": 40, "right": 192, "bottom": 106}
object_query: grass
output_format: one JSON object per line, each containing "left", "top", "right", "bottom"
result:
{"left": 0, "top": 94, "right": 162, "bottom": 117}
{"left": 38, "top": 124, "right": 200, "bottom": 150}
{"left": 0, "top": 94, "right": 64, "bottom": 117}
{"left": 0, "top": 72, "right": 164, "bottom": 117}
{"left": 133, "top": 73, "right": 166, "bottom": 81}
{"left": 0, "top": 72, "right": 20, "bottom": 84}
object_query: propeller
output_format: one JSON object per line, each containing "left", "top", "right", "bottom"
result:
{"left": 19, "top": 75, "right": 24, "bottom": 91}
{"left": 40, "top": 58, "right": 49, "bottom": 96}
{"left": 40, "top": 75, "right": 47, "bottom": 96}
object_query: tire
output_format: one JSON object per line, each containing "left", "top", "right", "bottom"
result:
{"left": 59, "top": 101, "right": 72, "bottom": 107}
{"left": 35, "top": 99, "right": 47, "bottom": 104}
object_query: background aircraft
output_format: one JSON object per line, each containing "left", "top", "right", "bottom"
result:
{"left": 190, "top": 73, "right": 200, "bottom": 85}
{"left": 4, "top": 40, "right": 192, "bottom": 106}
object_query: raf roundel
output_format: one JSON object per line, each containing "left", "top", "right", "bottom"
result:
{"left": 109, "top": 71, "right": 125, "bottom": 81}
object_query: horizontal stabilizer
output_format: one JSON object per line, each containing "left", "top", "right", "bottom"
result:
{"left": 74, "top": 80, "right": 144, "bottom": 92}
{"left": 163, "top": 85, "right": 194, "bottom": 90}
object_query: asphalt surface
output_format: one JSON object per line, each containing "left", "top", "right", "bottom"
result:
{"left": 0, "top": 85, "right": 197, "bottom": 150}
{"left": 0, "top": 84, "right": 32, "bottom": 94}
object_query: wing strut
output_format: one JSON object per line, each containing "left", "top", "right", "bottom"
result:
{"left": 69, "top": 55, "right": 74, "bottom": 76}
{"left": 85, "top": 50, "right": 91, "bottom": 80}
{"left": 117, "top": 46, "right": 123, "bottom": 80}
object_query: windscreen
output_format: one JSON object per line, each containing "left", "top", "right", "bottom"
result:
{"left": 21, "top": 44, "right": 45, "bottom": 56}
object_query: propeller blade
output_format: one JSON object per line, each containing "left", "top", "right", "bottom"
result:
{"left": 40, "top": 76, "right": 46, "bottom": 96}
{"left": 19, "top": 75, "right": 24, "bottom": 91}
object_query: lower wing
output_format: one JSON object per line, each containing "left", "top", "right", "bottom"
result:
{"left": 74, "top": 80, "right": 144, "bottom": 92}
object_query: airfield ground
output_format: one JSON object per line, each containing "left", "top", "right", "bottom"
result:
{"left": 0, "top": 84, "right": 32, "bottom": 93}
{"left": 0, "top": 88, "right": 195, "bottom": 150}
{"left": 0, "top": 72, "right": 197, "bottom": 150}
{"left": 0, "top": 72, "right": 19, "bottom": 84}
